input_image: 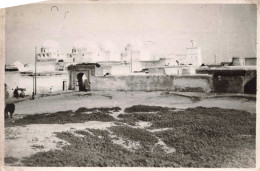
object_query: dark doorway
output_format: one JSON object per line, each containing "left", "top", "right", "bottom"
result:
{"left": 77, "top": 73, "right": 86, "bottom": 91}
{"left": 244, "top": 76, "right": 256, "bottom": 94}
{"left": 63, "top": 81, "right": 67, "bottom": 91}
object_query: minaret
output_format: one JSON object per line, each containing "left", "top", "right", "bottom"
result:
{"left": 185, "top": 40, "right": 202, "bottom": 66}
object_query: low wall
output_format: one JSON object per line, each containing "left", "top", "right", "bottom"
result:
{"left": 196, "top": 68, "right": 256, "bottom": 94}
{"left": 90, "top": 75, "right": 213, "bottom": 92}
{"left": 5, "top": 72, "right": 69, "bottom": 97}
{"left": 213, "top": 76, "right": 244, "bottom": 93}
{"left": 174, "top": 75, "right": 213, "bottom": 92}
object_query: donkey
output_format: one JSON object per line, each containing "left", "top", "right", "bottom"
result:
{"left": 5, "top": 103, "right": 15, "bottom": 119}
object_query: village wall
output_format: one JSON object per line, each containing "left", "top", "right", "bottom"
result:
{"left": 212, "top": 76, "right": 244, "bottom": 93}
{"left": 5, "top": 72, "right": 69, "bottom": 97}
{"left": 174, "top": 75, "right": 213, "bottom": 92}
{"left": 90, "top": 75, "right": 213, "bottom": 92}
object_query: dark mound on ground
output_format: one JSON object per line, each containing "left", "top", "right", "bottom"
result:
{"left": 75, "top": 107, "right": 121, "bottom": 114}
{"left": 149, "top": 106, "right": 256, "bottom": 167}
{"left": 118, "top": 113, "right": 161, "bottom": 126}
{"left": 12, "top": 106, "right": 256, "bottom": 167}
{"left": 6, "top": 107, "right": 120, "bottom": 127}
{"left": 109, "top": 126, "right": 158, "bottom": 148}
{"left": 124, "top": 105, "right": 175, "bottom": 113}
{"left": 5, "top": 157, "right": 19, "bottom": 164}
{"left": 22, "top": 130, "right": 179, "bottom": 167}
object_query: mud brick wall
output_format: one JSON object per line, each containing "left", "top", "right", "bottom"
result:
{"left": 213, "top": 76, "right": 244, "bottom": 93}
{"left": 90, "top": 75, "right": 213, "bottom": 92}
{"left": 174, "top": 75, "right": 213, "bottom": 92}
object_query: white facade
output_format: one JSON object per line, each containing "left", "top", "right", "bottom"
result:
{"left": 173, "top": 41, "right": 202, "bottom": 66}
{"left": 66, "top": 40, "right": 121, "bottom": 63}
{"left": 37, "top": 40, "right": 70, "bottom": 63}
{"left": 33, "top": 39, "right": 202, "bottom": 73}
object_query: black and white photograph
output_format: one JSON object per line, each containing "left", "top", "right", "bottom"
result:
{"left": 2, "top": 0, "right": 257, "bottom": 168}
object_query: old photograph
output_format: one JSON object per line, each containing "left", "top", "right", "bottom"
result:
{"left": 3, "top": 1, "right": 257, "bottom": 168}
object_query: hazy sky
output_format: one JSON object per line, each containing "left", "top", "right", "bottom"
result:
{"left": 5, "top": 2, "right": 256, "bottom": 64}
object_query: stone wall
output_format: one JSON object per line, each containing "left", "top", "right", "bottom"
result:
{"left": 245, "top": 58, "right": 257, "bottom": 66}
{"left": 174, "top": 75, "right": 213, "bottom": 92}
{"left": 90, "top": 75, "right": 213, "bottom": 92}
{"left": 196, "top": 68, "right": 256, "bottom": 94}
{"left": 213, "top": 76, "right": 244, "bottom": 93}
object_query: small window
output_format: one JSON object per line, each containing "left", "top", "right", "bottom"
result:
{"left": 43, "top": 54, "right": 45, "bottom": 57}
{"left": 82, "top": 54, "right": 84, "bottom": 56}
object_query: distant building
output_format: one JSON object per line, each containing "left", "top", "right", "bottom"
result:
{"left": 174, "top": 40, "right": 202, "bottom": 66}
{"left": 137, "top": 40, "right": 202, "bottom": 74}
{"left": 32, "top": 39, "right": 203, "bottom": 74}
{"left": 139, "top": 58, "right": 173, "bottom": 69}
{"left": 99, "top": 41, "right": 121, "bottom": 62}
{"left": 5, "top": 65, "right": 18, "bottom": 71}
{"left": 66, "top": 40, "right": 99, "bottom": 63}
{"left": 37, "top": 40, "right": 67, "bottom": 62}
{"left": 221, "top": 62, "right": 231, "bottom": 66}
{"left": 231, "top": 57, "right": 256, "bottom": 66}
{"left": 36, "top": 40, "right": 72, "bottom": 72}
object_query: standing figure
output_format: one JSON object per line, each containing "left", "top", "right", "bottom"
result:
{"left": 13, "top": 87, "right": 19, "bottom": 98}
{"left": 31, "top": 92, "right": 35, "bottom": 100}
{"left": 5, "top": 84, "right": 9, "bottom": 99}
{"left": 50, "top": 86, "right": 53, "bottom": 93}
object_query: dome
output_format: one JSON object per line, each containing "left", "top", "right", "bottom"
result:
{"left": 139, "top": 50, "right": 153, "bottom": 61}
{"left": 130, "top": 39, "right": 143, "bottom": 51}
{"left": 13, "top": 60, "right": 25, "bottom": 71}
{"left": 101, "top": 40, "right": 117, "bottom": 51}
{"left": 73, "top": 39, "right": 98, "bottom": 51}
{"left": 43, "top": 40, "right": 59, "bottom": 48}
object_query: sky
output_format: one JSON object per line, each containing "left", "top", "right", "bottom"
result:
{"left": 5, "top": 2, "right": 256, "bottom": 65}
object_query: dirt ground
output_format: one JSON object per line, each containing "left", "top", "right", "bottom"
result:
{"left": 4, "top": 91, "right": 256, "bottom": 167}
{"left": 11, "top": 91, "right": 256, "bottom": 114}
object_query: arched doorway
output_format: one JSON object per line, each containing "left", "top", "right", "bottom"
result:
{"left": 244, "top": 76, "right": 256, "bottom": 94}
{"left": 77, "top": 73, "right": 87, "bottom": 91}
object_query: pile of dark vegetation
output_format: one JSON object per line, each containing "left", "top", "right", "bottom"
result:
{"left": 124, "top": 105, "right": 175, "bottom": 113}
{"left": 5, "top": 157, "right": 19, "bottom": 164}
{"left": 75, "top": 107, "right": 121, "bottom": 114}
{"left": 117, "top": 113, "right": 161, "bottom": 125}
{"left": 6, "top": 107, "right": 120, "bottom": 127}
{"left": 116, "top": 106, "right": 255, "bottom": 167}
{"left": 150, "top": 107, "right": 256, "bottom": 167}
{"left": 11, "top": 105, "right": 256, "bottom": 167}
{"left": 22, "top": 129, "right": 179, "bottom": 167}
{"left": 109, "top": 126, "right": 158, "bottom": 148}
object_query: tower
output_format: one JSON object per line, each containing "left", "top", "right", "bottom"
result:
{"left": 185, "top": 40, "right": 202, "bottom": 66}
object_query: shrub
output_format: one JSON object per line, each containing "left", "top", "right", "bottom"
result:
{"left": 109, "top": 126, "right": 158, "bottom": 147}
{"left": 124, "top": 105, "right": 174, "bottom": 113}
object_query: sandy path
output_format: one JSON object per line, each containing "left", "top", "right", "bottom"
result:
{"left": 13, "top": 91, "right": 256, "bottom": 115}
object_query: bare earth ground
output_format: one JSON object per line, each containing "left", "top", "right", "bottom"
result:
{"left": 4, "top": 91, "right": 256, "bottom": 167}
